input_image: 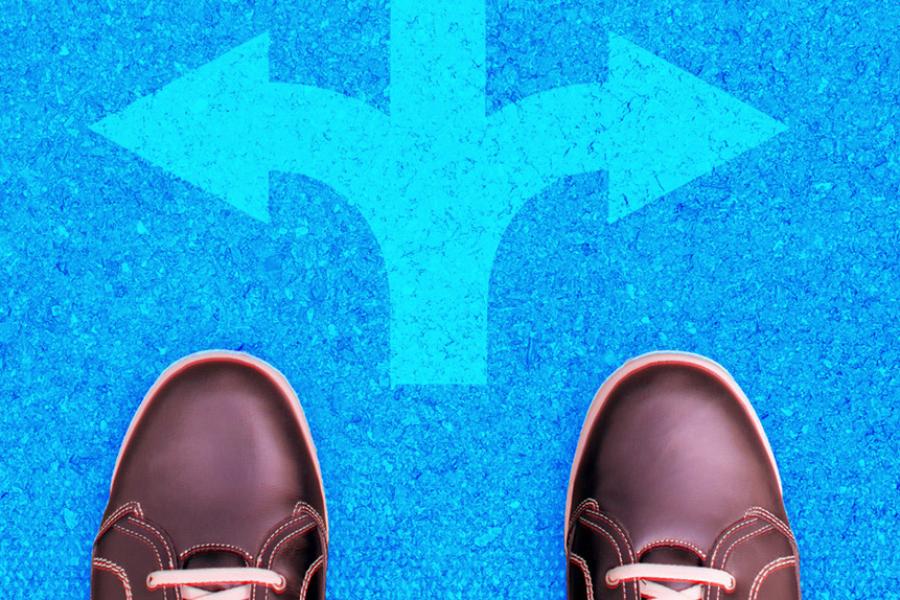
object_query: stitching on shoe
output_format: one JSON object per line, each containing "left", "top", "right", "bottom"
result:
{"left": 744, "top": 507, "right": 802, "bottom": 597}
{"left": 97, "top": 501, "right": 144, "bottom": 539}
{"left": 180, "top": 543, "right": 254, "bottom": 565}
{"left": 299, "top": 555, "right": 325, "bottom": 600}
{"left": 262, "top": 522, "right": 317, "bottom": 600}
{"left": 126, "top": 517, "right": 176, "bottom": 568}
{"left": 292, "top": 501, "right": 329, "bottom": 547}
{"left": 569, "top": 498, "right": 600, "bottom": 534}
{"left": 708, "top": 517, "right": 757, "bottom": 565}
{"left": 712, "top": 523, "right": 776, "bottom": 600}
{"left": 578, "top": 502, "right": 639, "bottom": 599}
{"left": 578, "top": 517, "right": 627, "bottom": 600}
{"left": 256, "top": 516, "right": 313, "bottom": 566}
{"left": 705, "top": 516, "right": 758, "bottom": 600}
{"left": 745, "top": 507, "right": 796, "bottom": 542}
{"left": 583, "top": 508, "right": 640, "bottom": 598}
{"left": 295, "top": 502, "right": 329, "bottom": 597}
{"left": 250, "top": 505, "right": 328, "bottom": 600}
{"left": 748, "top": 556, "right": 797, "bottom": 600}
{"left": 708, "top": 509, "right": 799, "bottom": 600}
{"left": 93, "top": 557, "right": 133, "bottom": 600}
{"left": 113, "top": 524, "right": 169, "bottom": 600}
{"left": 127, "top": 515, "right": 182, "bottom": 600}
{"left": 567, "top": 552, "right": 595, "bottom": 600}
{"left": 294, "top": 502, "right": 328, "bottom": 549}
{"left": 583, "top": 509, "right": 635, "bottom": 561}
{"left": 637, "top": 538, "right": 708, "bottom": 562}
{"left": 292, "top": 501, "right": 316, "bottom": 518}
{"left": 720, "top": 524, "right": 775, "bottom": 569}
{"left": 566, "top": 500, "right": 610, "bottom": 599}
{"left": 294, "top": 501, "right": 328, "bottom": 562}
{"left": 251, "top": 516, "right": 315, "bottom": 600}
{"left": 267, "top": 523, "right": 316, "bottom": 569}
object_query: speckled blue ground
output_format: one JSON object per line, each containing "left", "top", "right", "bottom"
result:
{"left": 1, "top": 1, "right": 898, "bottom": 598}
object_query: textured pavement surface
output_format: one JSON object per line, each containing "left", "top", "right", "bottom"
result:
{"left": 1, "top": 1, "right": 898, "bottom": 598}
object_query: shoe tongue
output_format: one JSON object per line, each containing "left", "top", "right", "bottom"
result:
{"left": 181, "top": 551, "right": 248, "bottom": 593}
{"left": 641, "top": 546, "right": 702, "bottom": 591}
{"left": 642, "top": 546, "right": 702, "bottom": 566}
{"left": 183, "top": 550, "right": 247, "bottom": 569}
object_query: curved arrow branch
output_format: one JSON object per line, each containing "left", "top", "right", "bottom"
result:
{"left": 485, "top": 83, "right": 616, "bottom": 204}
{"left": 91, "top": 34, "right": 391, "bottom": 222}
{"left": 267, "top": 82, "right": 391, "bottom": 204}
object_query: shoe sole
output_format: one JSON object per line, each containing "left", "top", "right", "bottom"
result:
{"left": 110, "top": 350, "right": 329, "bottom": 537}
{"left": 563, "top": 351, "right": 782, "bottom": 546}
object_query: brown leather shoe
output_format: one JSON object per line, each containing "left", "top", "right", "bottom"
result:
{"left": 91, "top": 351, "right": 328, "bottom": 600}
{"left": 566, "top": 352, "right": 801, "bottom": 600}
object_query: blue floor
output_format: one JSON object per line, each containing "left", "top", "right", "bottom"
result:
{"left": 1, "top": 1, "right": 898, "bottom": 598}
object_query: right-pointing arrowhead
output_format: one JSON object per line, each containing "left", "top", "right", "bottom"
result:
{"left": 604, "top": 34, "right": 787, "bottom": 223}
{"left": 91, "top": 34, "right": 274, "bottom": 222}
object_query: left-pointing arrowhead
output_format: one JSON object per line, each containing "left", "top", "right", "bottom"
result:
{"left": 91, "top": 34, "right": 274, "bottom": 222}
{"left": 605, "top": 34, "right": 786, "bottom": 222}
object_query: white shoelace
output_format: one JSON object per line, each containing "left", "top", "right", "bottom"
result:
{"left": 146, "top": 567, "right": 286, "bottom": 600}
{"left": 606, "top": 564, "right": 736, "bottom": 600}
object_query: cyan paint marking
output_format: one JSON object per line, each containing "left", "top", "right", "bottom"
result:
{"left": 92, "top": 1, "right": 785, "bottom": 385}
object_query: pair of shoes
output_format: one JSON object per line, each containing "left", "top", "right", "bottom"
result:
{"left": 91, "top": 351, "right": 801, "bottom": 600}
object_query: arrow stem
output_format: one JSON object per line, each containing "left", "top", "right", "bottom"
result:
{"left": 390, "top": 0, "right": 486, "bottom": 131}
{"left": 384, "top": 238, "right": 491, "bottom": 386}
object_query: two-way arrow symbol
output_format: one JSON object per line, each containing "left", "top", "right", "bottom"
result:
{"left": 92, "top": 1, "right": 785, "bottom": 385}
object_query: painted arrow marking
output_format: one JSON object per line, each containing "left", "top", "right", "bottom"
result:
{"left": 92, "top": 2, "right": 785, "bottom": 385}
{"left": 91, "top": 34, "right": 390, "bottom": 223}
{"left": 487, "top": 35, "right": 788, "bottom": 221}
